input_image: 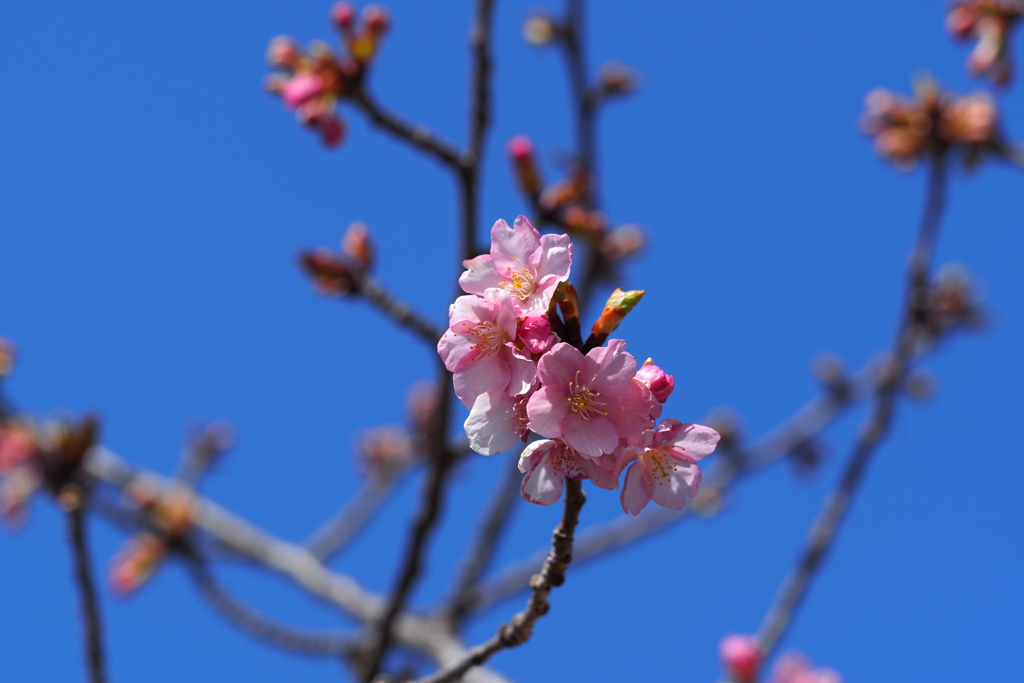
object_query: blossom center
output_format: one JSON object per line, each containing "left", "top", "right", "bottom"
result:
{"left": 504, "top": 393, "right": 531, "bottom": 439}
{"left": 566, "top": 371, "right": 607, "bottom": 421}
{"left": 465, "top": 321, "right": 505, "bottom": 357}
{"left": 500, "top": 264, "right": 538, "bottom": 301}
{"left": 643, "top": 447, "right": 680, "bottom": 484}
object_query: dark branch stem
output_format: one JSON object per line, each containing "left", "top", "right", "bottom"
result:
{"left": 443, "top": 457, "right": 523, "bottom": 625}
{"left": 351, "top": 90, "right": 463, "bottom": 170}
{"left": 67, "top": 501, "right": 109, "bottom": 683}
{"left": 412, "top": 479, "right": 586, "bottom": 683}
{"left": 756, "top": 155, "right": 949, "bottom": 657}
{"left": 186, "top": 558, "right": 356, "bottom": 657}
{"left": 996, "top": 140, "right": 1024, "bottom": 172}
{"left": 358, "top": 276, "right": 444, "bottom": 344}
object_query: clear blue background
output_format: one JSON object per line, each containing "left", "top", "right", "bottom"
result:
{"left": 1, "top": 1, "right": 1021, "bottom": 681}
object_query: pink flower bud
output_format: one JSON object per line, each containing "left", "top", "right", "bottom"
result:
{"left": 635, "top": 358, "right": 674, "bottom": 403}
{"left": 519, "top": 316, "right": 557, "bottom": 354}
{"left": 720, "top": 635, "right": 761, "bottom": 683}
{"left": 318, "top": 114, "right": 346, "bottom": 147}
{"left": 109, "top": 534, "right": 166, "bottom": 596}
{"left": 266, "top": 36, "right": 301, "bottom": 68}
{"left": 506, "top": 135, "right": 534, "bottom": 161}
{"left": 0, "top": 426, "right": 35, "bottom": 474}
{"left": 332, "top": 2, "right": 356, "bottom": 29}
{"left": 342, "top": 221, "right": 374, "bottom": 269}
{"left": 363, "top": 5, "right": 390, "bottom": 33}
{"left": 282, "top": 73, "right": 326, "bottom": 109}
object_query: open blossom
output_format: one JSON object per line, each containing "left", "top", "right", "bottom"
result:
{"left": 620, "top": 418, "right": 719, "bottom": 515}
{"left": 438, "top": 291, "right": 536, "bottom": 408}
{"left": 460, "top": 217, "right": 572, "bottom": 317}
{"left": 464, "top": 389, "right": 533, "bottom": 455}
{"left": 527, "top": 340, "right": 655, "bottom": 458}
{"left": 518, "top": 438, "right": 621, "bottom": 505}
{"left": 768, "top": 653, "right": 842, "bottom": 683}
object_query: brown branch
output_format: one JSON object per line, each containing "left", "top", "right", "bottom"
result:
{"left": 351, "top": 89, "right": 462, "bottom": 170}
{"left": 756, "top": 155, "right": 949, "bottom": 657}
{"left": 442, "top": 457, "right": 523, "bottom": 625}
{"left": 67, "top": 499, "right": 109, "bottom": 683}
{"left": 186, "top": 558, "right": 356, "bottom": 657}
{"left": 358, "top": 276, "right": 444, "bottom": 344}
{"left": 412, "top": 479, "right": 586, "bottom": 683}
{"left": 996, "top": 141, "right": 1024, "bottom": 171}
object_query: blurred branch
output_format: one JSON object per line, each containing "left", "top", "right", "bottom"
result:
{"left": 459, "top": 0, "right": 496, "bottom": 261}
{"left": 186, "top": 557, "right": 356, "bottom": 657}
{"left": 412, "top": 479, "right": 586, "bottom": 683}
{"left": 757, "top": 155, "right": 949, "bottom": 657}
{"left": 996, "top": 141, "right": 1024, "bottom": 171}
{"left": 443, "top": 457, "right": 523, "bottom": 625}
{"left": 352, "top": 89, "right": 462, "bottom": 170}
{"left": 304, "top": 479, "right": 396, "bottom": 563}
{"left": 358, "top": 276, "right": 444, "bottom": 344}
{"left": 67, "top": 500, "right": 109, "bottom": 683}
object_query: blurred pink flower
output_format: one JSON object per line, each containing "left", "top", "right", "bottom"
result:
{"left": 768, "top": 652, "right": 842, "bottom": 683}
{"left": 720, "top": 634, "right": 761, "bottom": 683}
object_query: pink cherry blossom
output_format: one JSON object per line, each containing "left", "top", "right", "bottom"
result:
{"left": 635, "top": 358, "right": 674, "bottom": 403}
{"left": 464, "top": 389, "right": 533, "bottom": 455}
{"left": 0, "top": 426, "right": 35, "bottom": 474}
{"left": 460, "top": 217, "right": 572, "bottom": 317}
{"left": 282, "top": 73, "right": 326, "bottom": 109}
{"left": 437, "top": 291, "right": 536, "bottom": 408}
{"left": 519, "top": 316, "right": 557, "bottom": 355}
{"left": 620, "top": 418, "right": 719, "bottom": 515}
{"left": 518, "top": 438, "right": 620, "bottom": 505}
{"left": 526, "top": 340, "right": 655, "bottom": 458}
{"left": 720, "top": 634, "right": 761, "bottom": 683}
{"left": 768, "top": 653, "right": 842, "bottom": 683}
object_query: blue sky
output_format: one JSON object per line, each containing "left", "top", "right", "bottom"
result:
{"left": 1, "top": 1, "right": 1022, "bottom": 681}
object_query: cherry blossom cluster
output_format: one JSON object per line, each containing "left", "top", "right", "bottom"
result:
{"left": 860, "top": 77, "right": 1000, "bottom": 168}
{"left": 947, "top": 0, "right": 1021, "bottom": 85}
{"left": 438, "top": 217, "right": 719, "bottom": 515}
{"left": 720, "top": 635, "right": 842, "bottom": 683}
{"left": 265, "top": 3, "right": 391, "bottom": 148}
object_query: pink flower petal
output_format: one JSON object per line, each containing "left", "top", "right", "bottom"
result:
{"left": 491, "top": 216, "right": 541, "bottom": 267}
{"left": 582, "top": 339, "right": 636, "bottom": 397}
{"left": 519, "top": 445, "right": 565, "bottom": 505}
{"left": 536, "top": 342, "right": 583, "bottom": 388}
{"left": 620, "top": 462, "right": 652, "bottom": 515}
{"left": 465, "top": 392, "right": 520, "bottom": 455}
{"left": 505, "top": 351, "right": 537, "bottom": 397}
{"left": 459, "top": 254, "right": 505, "bottom": 295}
{"left": 531, "top": 232, "right": 573, "bottom": 281}
{"left": 526, "top": 385, "right": 568, "bottom": 438}
{"left": 648, "top": 455, "right": 701, "bottom": 510}
{"left": 453, "top": 354, "right": 510, "bottom": 408}
{"left": 605, "top": 379, "right": 656, "bottom": 438}
{"left": 667, "top": 423, "right": 721, "bottom": 461}
{"left": 561, "top": 413, "right": 619, "bottom": 458}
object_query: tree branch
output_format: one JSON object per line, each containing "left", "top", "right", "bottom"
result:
{"left": 351, "top": 90, "right": 463, "bottom": 170}
{"left": 67, "top": 500, "right": 109, "bottom": 683}
{"left": 358, "top": 276, "right": 444, "bottom": 345}
{"left": 756, "top": 155, "right": 949, "bottom": 657}
{"left": 304, "top": 478, "right": 397, "bottom": 563}
{"left": 412, "top": 479, "right": 586, "bottom": 683}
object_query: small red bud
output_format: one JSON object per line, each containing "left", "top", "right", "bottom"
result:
{"left": 332, "top": 2, "right": 356, "bottom": 29}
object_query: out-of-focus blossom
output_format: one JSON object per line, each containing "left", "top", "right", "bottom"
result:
{"left": 720, "top": 634, "right": 761, "bottom": 683}
{"left": 860, "top": 78, "right": 1000, "bottom": 168}
{"left": 342, "top": 221, "right": 374, "bottom": 271}
{"left": 438, "top": 291, "right": 537, "bottom": 408}
{"left": 0, "top": 424, "right": 36, "bottom": 474}
{"left": 523, "top": 12, "right": 559, "bottom": 46}
{"left": 919, "top": 263, "right": 986, "bottom": 340}
{"left": 767, "top": 652, "right": 842, "bottom": 683}
{"left": 620, "top": 418, "right": 719, "bottom": 515}
{"left": 518, "top": 438, "right": 620, "bottom": 505}
{"left": 527, "top": 340, "right": 655, "bottom": 458}
{"left": 947, "top": 1, "right": 1021, "bottom": 85}
{"left": 635, "top": 358, "right": 674, "bottom": 403}
{"left": 460, "top": 217, "right": 573, "bottom": 318}
{"left": 600, "top": 223, "right": 646, "bottom": 260}
{"left": 597, "top": 61, "right": 640, "bottom": 98}
{"left": 0, "top": 338, "right": 16, "bottom": 377}
{"left": 109, "top": 534, "right": 167, "bottom": 596}
{"left": 507, "top": 135, "right": 542, "bottom": 197}
{"left": 357, "top": 426, "right": 414, "bottom": 481}
{"left": 265, "top": 4, "right": 391, "bottom": 148}
{"left": 300, "top": 249, "right": 356, "bottom": 295}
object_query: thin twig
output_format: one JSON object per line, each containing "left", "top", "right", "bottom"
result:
{"left": 186, "top": 558, "right": 356, "bottom": 657}
{"left": 412, "top": 479, "right": 586, "bottom": 683}
{"left": 756, "top": 156, "right": 949, "bottom": 657}
{"left": 996, "top": 141, "right": 1024, "bottom": 171}
{"left": 304, "top": 479, "right": 396, "bottom": 563}
{"left": 351, "top": 90, "right": 462, "bottom": 170}
{"left": 443, "top": 457, "right": 523, "bottom": 625}
{"left": 67, "top": 500, "right": 109, "bottom": 683}
{"left": 358, "top": 277, "right": 444, "bottom": 344}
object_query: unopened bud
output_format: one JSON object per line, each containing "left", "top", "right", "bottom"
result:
{"left": 281, "top": 73, "right": 326, "bottom": 109}
{"left": 332, "top": 2, "right": 356, "bottom": 29}
{"left": 519, "top": 316, "right": 557, "bottom": 355}
{"left": 523, "top": 14, "right": 559, "bottom": 46}
{"left": 358, "top": 426, "right": 413, "bottom": 482}
{"left": 267, "top": 36, "right": 301, "bottom": 69}
{"left": 300, "top": 249, "right": 356, "bottom": 295}
{"left": 601, "top": 224, "right": 645, "bottom": 260}
{"left": 587, "top": 289, "right": 645, "bottom": 347}
{"left": 507, "top": 135, "right": 541, "bottom": 197}
{"left": 342, "top": 221, "right": 374, "bottom": 271}
{"left": 0, "top": 425, "right": 36, "bottom": 474}
{"left": 635, "top": 358, "right": 674, "bottom": 403}
{"left": 598, "top": 61, "right": 639, "bottom": 96}
{"left": 109, "top": 534, "right": 167, "bottom": 596}
{"left": 720, "top": 635, "right": 761, "bottom": 683}
{"left": 363, "top": 5, "right": 390, "bottom": 34}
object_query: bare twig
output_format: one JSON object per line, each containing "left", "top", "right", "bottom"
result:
{"left": 358, "top": 276, "right": 444, "bottom": 344}
{"left": 996, "top": 141, "right": 1024, "bottom": 171}
{"left": 67, "top": 500, "right": 109, "bottom": 683}
{"left": 186, "top": 558, "right": 356, "bottom": 657}
{"left": 443, "top": 457, "right": 523, "bottom": 625}
{"left": 756, "top": 156, "right": 949, "bottom": 657}
{"left": 412, "top": 479, "right": 586, "bottom": 683}
{"left": 304, "top": 479, "right": 396, "bottom": 563}
{"left": 352, "top": 90, "right": 462, "bottom": 170}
